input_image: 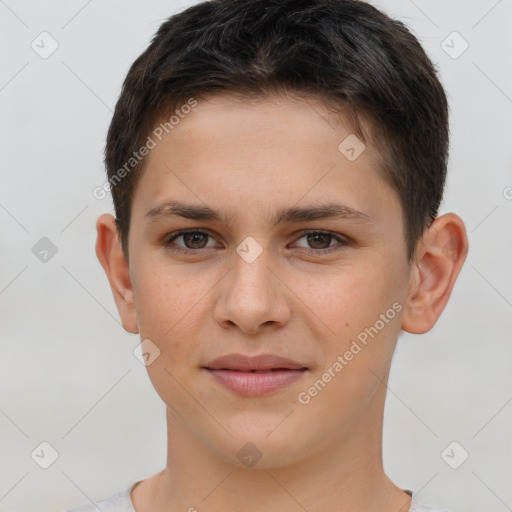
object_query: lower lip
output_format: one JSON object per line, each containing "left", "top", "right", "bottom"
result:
{"left": 204, "top": 368, "right": 307, "bottom": 396}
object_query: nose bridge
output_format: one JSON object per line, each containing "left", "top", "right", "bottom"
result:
{"left": 214, "top": 237, "right": 290, "bottom": 332}
{"left": 231, "top": 237, "right": 274, "bottom": 302}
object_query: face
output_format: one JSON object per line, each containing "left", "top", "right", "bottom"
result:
{"left": 125, "top": 93, "right": 412, "bottom": 468}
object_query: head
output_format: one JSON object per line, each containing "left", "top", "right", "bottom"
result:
{"left": 104, "top": 0, "right": 451, "bottom": 264}
{"left": 96, "top": 0, "right": 468, "bottom": 469}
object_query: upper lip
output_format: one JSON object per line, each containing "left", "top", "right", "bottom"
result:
{"left": 203, "top": 353, "right": 307, "bottom": 371}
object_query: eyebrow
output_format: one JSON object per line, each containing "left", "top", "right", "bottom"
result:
{"left": 145, "top": 200, "right": 374, "bottom": 228}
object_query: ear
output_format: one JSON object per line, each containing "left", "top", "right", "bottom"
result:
{"left": 95, "top": 213, "right": 139, "bottom": 334}
{"left": 401, "top": 213, "right": 468, "bottom": 334}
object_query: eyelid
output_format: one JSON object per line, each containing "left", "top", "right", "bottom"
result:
{"left": 290, "top": 229, "right": 351, "bottom": 253}
{"left": 165, "top": 228, "right": 219, "bottom": 249}
{"left": 293, "top": 229, "right": 350, "bottom": 244}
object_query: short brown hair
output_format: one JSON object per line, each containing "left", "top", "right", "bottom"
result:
{"left": 104, "top": 0, "right": 449, "bottom": 262}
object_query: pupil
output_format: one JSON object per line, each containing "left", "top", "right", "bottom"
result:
{"left": 185, "top": 232, "right": 207, "bottom": 248}
{"left": 308, "top": 233, "right": 330, "bottom": 249}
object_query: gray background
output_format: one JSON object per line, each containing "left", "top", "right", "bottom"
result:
{"left": 0, "top": 1, "right": 511, "bottom": 511}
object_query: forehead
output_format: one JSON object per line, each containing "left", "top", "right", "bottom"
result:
{"left": 164, "top": 92, "right": 369, "bottom": 151}
{"left": 130, "top": 92, "right": 400, "bottom": 230}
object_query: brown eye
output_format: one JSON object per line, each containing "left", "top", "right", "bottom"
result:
{"left": 293, "top": 230, "right": 350, "bottom": 254}
{"left": 306, "top": 232, "right": 333, "bottom": 250}
{"left": 165, "top": 230, "right": 215, "bottom": 251}
{"left": 182, "top": 232, "right": 209, "bottom": 249}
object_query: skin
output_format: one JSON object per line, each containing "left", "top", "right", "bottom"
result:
{"left": 96, "top": 92, "right": 468, "bottom": 512}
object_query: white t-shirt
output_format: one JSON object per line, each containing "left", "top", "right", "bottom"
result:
{"left": 63, "top": 482, "right": 451, "bottom": 512}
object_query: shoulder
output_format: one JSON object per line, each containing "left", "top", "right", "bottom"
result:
{"left": 62, "top": 484, "right": 137, "bottom": 512}
{"left": 409, "top": 495, "right": 452, "bottom": 512}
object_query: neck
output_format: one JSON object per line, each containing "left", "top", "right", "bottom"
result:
{"left": 132, "top": 405, "right": 411, "bottom": 512}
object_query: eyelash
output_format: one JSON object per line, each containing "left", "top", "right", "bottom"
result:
{"left": 164, "top": 229, "right": 350, "bottom": 256}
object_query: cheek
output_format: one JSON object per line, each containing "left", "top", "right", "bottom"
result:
{"left": 301, "top": 261, "right": 399, "bottom": 330}
{"left": 133, "top": 262, "right": 204, "bottom": 365}
{"left": 303, "top": 260, "right": 405, "bottom": 375}
{"left": 133, "top": 266, "right": 205, "bottom": 412}
{"left": 296, "top": 269, "right": 403, "bottom": 423}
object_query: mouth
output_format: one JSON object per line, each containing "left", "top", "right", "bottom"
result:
{"left": 202, "top": 353, "right": 308, "bottom": 396}
{"left": 212, "top": 368, "right": 296, "bottom": 373}
{"left": 204, "top": 353, "right": 307, "bottom": 371}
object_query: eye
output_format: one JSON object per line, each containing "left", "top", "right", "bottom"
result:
{"left": 292, "top": 230, "right": 350, "bottom": 254}
{"left": 164, "top": 230, "right": 217, "bottom": 252}
{"left": 164, "top": 229, "right": 350, "bottom": 255}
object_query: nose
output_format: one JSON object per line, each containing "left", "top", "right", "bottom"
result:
{"left": 212, "top": 244, "right": 291, "bottom": 335}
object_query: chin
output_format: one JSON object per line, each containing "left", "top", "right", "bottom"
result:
{"left": 206, "top": 417, "right": 310, "bottom": 470}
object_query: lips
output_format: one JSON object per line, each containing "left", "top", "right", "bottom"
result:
{"left": 204, "top": 353, "right": 307, "bottom": 371}
{"left": 203, "top": 353, "right": 308, "bottom": 396}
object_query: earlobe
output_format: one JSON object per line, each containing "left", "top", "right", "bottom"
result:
{"left": 95, "top": 213, "right": 139, "bottom": 334}
{"left": 401, "top": 213, "right": 468, "bottom": 334}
